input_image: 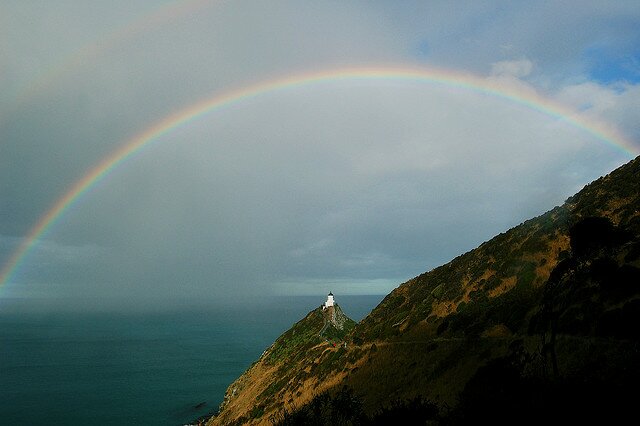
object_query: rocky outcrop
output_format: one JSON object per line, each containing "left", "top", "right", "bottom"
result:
{"left": 207, "top": 304, "right": 355, "bottom": 425}
{"left": 318, "top": 304, "right": 352, "bottom": 339}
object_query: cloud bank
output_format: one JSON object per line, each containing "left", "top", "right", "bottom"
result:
{"left": 0, "top": 1, "right": 638, "bottom": 307}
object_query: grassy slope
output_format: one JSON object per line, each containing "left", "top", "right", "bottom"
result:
{"left": 210, "top": 156, "right": 640, "bottom": 424}
{"left": 343, "top": 155, "right": 640, "bottom": 412}
{"left": 209, "top": 305, "right": 355, "bottom": 425}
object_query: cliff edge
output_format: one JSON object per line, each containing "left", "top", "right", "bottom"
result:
{"left": 205, "top": 155, "right": 640, "bottom": 424}
{"left": 208, "top": 303, "right": 355, "bottom": 425}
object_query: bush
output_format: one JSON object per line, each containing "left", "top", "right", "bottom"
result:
{"left": 569, "top": 217, "right": 627, "bottom": 257}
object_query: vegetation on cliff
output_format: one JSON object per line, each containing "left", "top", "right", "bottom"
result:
{"left": 209, "top": 155, "right": 640, "bottom": 425}
{"left": 209, "top": 304, "right": 355, "bottom": 425}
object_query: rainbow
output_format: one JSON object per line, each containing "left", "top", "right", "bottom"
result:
{"left": 1, "top": 66, "right": 637, "bottom": 291}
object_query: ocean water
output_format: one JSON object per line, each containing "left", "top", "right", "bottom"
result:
{"left": 0, "top": 295, "right": 383, "bottom": 425}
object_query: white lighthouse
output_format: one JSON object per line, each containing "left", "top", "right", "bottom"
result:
{"left": 323, "top": 292, "right": 334, "bottom": 310}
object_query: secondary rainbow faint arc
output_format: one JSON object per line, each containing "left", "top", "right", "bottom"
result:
{"left": 1, "top": 66, "right": 637, "bottom": 290}
{"left": 11, "top": 0, "right": 210, "bottom": 110}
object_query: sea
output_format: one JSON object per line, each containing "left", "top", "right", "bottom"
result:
{"left": 0, "top": 295, "right": 384, "bottom": 425}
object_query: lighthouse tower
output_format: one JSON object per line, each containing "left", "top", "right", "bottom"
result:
{"left": 323, "top": 292, "right": 334, "bottom": 310}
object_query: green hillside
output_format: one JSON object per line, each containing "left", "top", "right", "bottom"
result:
{"left": 265, "top": 304, "right": 355, "bottom": 365}
{"left": 340, "top": 156, "right": 640, "bottom": 421}
{"left": 210, "top": 304, "right": 355, "bottom": 425}
{"left": 209, "top": 155, "right": 640, "bottom": 425}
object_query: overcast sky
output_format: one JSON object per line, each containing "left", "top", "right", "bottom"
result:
{"left": 1, "top": 1, "right": 639, "bottom": 308}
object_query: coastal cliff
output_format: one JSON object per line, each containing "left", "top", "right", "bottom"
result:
{"left": 205, "top": 155, "right": 640, "bottom": 424}
{"left": 207, "top": 303, "right": 355, "bottom": 425}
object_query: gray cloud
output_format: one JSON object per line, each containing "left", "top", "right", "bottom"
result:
{"left": 1, "top": 1, "right": 638, "bottom": 307}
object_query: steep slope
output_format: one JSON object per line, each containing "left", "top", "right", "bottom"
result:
{"left": 209, "top": 155, "right": 640, "bottom": 424}
{"left": 342, "top": 155, "right": 640, "bottom": 418}
{"left": 208, "top": 304, "right": 355, "bottom": 425}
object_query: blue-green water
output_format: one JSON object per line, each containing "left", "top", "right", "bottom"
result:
{"left": 0, "top": 295, "right": 383, "bottom": 425}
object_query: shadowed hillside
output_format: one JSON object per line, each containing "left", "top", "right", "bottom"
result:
{"left": 206, "top": 155, "right": 640, "bottom": 425}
